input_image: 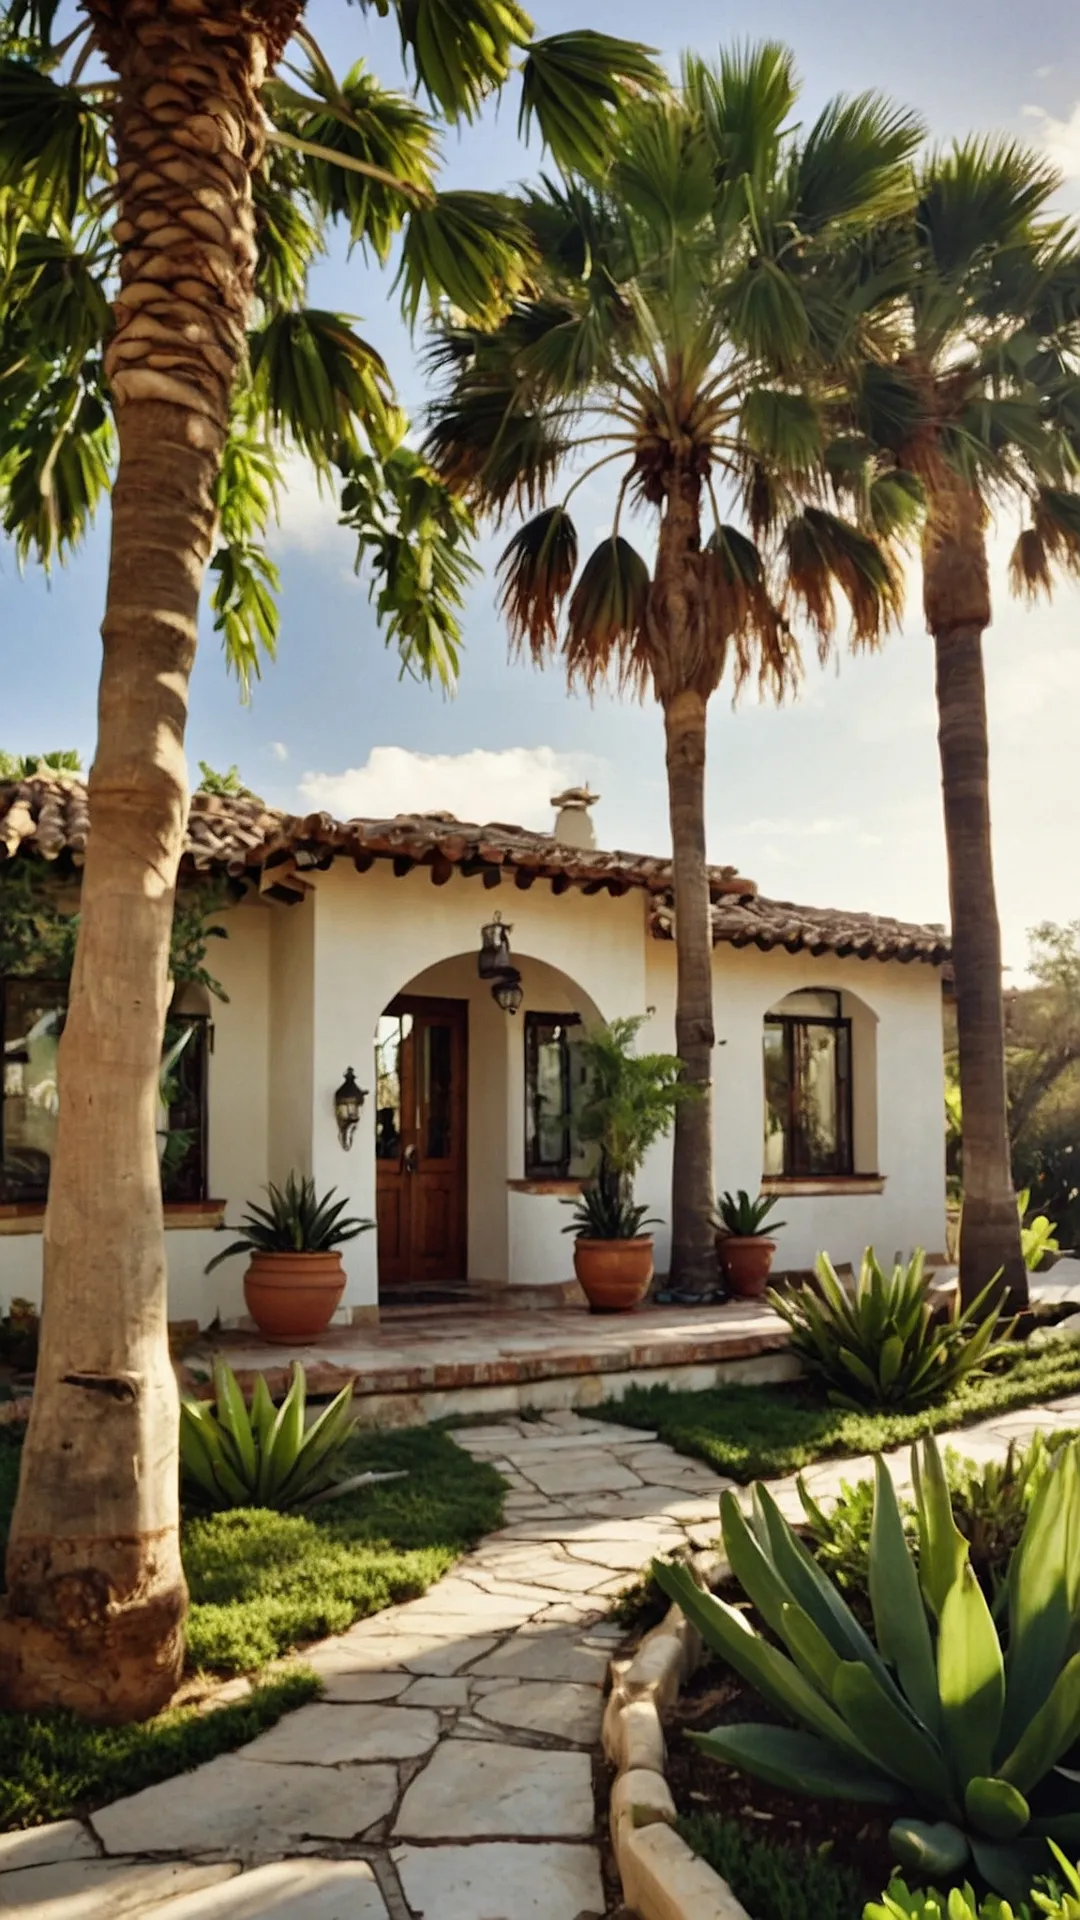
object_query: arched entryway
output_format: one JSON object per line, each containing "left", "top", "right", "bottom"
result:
{"left": 373, "top": 951, "right": 603, "bottom": 1301}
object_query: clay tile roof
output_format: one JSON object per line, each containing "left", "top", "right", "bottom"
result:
{"left": 0, "top": 776, "right": 754, "bottom": 902}
{"left": 649, "top": 894, "right": 949, "bottom": 965}
{"left": 0, "top": 777, "right": 950, "bottom": 961}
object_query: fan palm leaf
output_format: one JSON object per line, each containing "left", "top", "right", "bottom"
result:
{"left": 565, "top": 535, "right": 651, "bottom": 692}
{"left": 249, "top": 308, "right": 392, "bottom": 468}
{"left": 498, "top": 505, "right": 579, "bottom": 657}
{"left": 397, "top": 190, "right": 539, "bottom": 327}
{"left": 519, "top": 32, "right": 667, "bottom": 180}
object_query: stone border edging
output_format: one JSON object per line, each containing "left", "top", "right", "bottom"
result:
{"left": 603, "top": 1552, "right": 752, "bottom": 1920}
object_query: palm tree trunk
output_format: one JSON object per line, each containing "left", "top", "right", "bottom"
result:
{"left": 924, "top": 487, "right": 1027, "bottom": 1311}
{"left": 651, "top": 467, "right": 717, "bottom": 1294}
{"left": 0, "top": 0, "right": 272, "bottom": 1722}
{"left": 663, "top": 688, "right": 718, "bottom": 1290}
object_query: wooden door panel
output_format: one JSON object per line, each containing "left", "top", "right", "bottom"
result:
{"left": 376, "top": 996, "right": 467, "bottom": 1292}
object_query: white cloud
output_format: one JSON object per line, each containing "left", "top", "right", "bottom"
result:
{"left": 269, "top": 456, "right": 351, "bottom": 557}
{"left": 270, "top": 741, "right": 289, "bottom": 763}
{"left": 297, "top": 745, "right": 597, "bottom": 830}
{"left": 1024, "top": 100, "right": 1080, "bottom": 178}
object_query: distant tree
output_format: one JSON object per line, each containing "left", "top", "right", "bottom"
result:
{"left": 196, "top": 761, "right": 258, "bottom": 800}
{"left": 0, "top": 750, "right": 82, "bottom": 778}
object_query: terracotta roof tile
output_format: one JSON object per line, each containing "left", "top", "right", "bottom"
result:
{"left": 0, "top": 776, "right": 950, "bottom": 963}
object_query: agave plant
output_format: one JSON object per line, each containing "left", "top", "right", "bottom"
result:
{"left": 768, "top": 1249, "right": 1011, "bottom": 1410}
{"left": 180, "top": 1358, "right": 359, "bottom": 1512}
{"left": 869, "top": 1844, "right": 1080, "bottom": 1920}
{"left": 714, "top": 1190, "right": 787, "bottom": 1238}
{"left": 562, "top": 1185, "right": 660, "bottom": 1241}
{"left": 205, "top": 1173, "right": 372, "bottom": 1272}
{"left": 654, "top": 1436, "right": 1080, "bottom": 1901}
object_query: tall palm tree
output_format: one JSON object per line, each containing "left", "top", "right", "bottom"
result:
{"left": 853, "top": 141, "right": 1080, "bottom": 1308}
{"left": 425, "top": 46, "right": 922, "bottom": 1291}
{"left": 0, "top": 0, "right": 663, "bottom": 1721}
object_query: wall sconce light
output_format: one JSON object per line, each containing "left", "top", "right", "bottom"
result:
{"left": 478, "top": 910, "right": 512, "bottom": 979}
{"left": 478, "top": 911, "right": 524, "bottom": 1014}
{"left": 333, "top": 1066, "right": 367, "bottom": 1150}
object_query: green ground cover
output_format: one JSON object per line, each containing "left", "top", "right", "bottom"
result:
{"left": 0, "top": 1421, "right": 504, "bottom": 1827}
{"left": 596, "top": 1340, "right": 1080, "bottom": 1480}
{"left": 677, "top": 1811, "right": 862, "bottom": 1920}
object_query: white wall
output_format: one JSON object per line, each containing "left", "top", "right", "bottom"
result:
{"left": 646, "top": 938, "right": 947, "bottom": 1275}
{"left": 304, "top": 863, "right": 653, "bottom": 1309}
{"left": 0, "top": 864, "right": 947, "bottom": 1323}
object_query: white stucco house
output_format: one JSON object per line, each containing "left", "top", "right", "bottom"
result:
{"left": 0, "top": 776, "right": 950, "bottom": 1329}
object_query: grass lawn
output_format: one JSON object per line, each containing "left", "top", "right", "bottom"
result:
{"left": 0, "top": 1420, "right": 504, "bottom": 1828}
{"left": 596, "top": 1339, "right": 1080, "bottom": 1481}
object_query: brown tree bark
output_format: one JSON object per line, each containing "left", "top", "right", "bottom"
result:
{"left": 0, "top": 0, "right": 276, "bottom": 1722}
{"left": 924, "top": 484, "right": 1028, "bottom": 1312}
{"left": 650, "top": 466, "right": 717, "bottom": 1294}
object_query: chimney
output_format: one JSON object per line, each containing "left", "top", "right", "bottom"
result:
{"left": 551, "top": 786, "right": 599, "bottom": 850}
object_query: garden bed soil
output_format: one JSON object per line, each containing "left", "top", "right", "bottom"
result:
{"left": 662, "top": 1624, "right": 894, "bottom": 1904}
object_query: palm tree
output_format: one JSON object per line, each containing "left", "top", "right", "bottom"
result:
{"left": 425, "top": 46, "right": 922, "bottom": 1291}
{"left": 853, "top": 141, "right": 1080, "bottom": 1308}
{"left": 0, "top": 1, "right": 663, "bottom": 1721}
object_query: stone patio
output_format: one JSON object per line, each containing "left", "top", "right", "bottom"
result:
{"left": 6, "top": 1391, "right": 1080, "bottom": 1917}
{"left": 178, "top": 1296, "right": 798, "bottom": 1426}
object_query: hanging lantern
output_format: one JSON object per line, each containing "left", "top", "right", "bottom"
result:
{"left": 478, "top": 910, "right": 513, "bottom": 980}
{"left": 333, "top": 1066, "right": 367, "bottom": 1150}
{"left": 491, "top": 967, "right": 524, "bottom": 1016}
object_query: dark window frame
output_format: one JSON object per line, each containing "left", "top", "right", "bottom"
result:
{"left": 763, "top": 1001, "right": 853, "bottom": 1179}
{"left": 524, "top": 1010, "right": 581, "bottom": 1180}
{"left": 1, "top": 976, "right": 211, "bottom": 1206}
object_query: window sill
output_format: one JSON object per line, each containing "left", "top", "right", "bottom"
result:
{"left": 761, "top": 1175, "right": 885, "bottom": 1198}
{"left": 0, "top": 1200, "right": 227, "bottom": 1237}
{"left": 507, "top": 1178, "right": 584, "bottom": 1196}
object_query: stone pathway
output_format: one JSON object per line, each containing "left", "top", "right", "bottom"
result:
{"left": 4, "top": 1395, "right": 1080, "bottom": 1919}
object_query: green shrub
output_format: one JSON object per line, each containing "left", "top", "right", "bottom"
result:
{"left": 678, "top": 1810, "right": 861, "bottom": 1920}
{"left": 768, "top": 1248, "right": 1011, "bottom": 1411}
{"left": 654, "top": 1435, "right": 1080, "bottom": 1903}
{"left": 866, "top": 1846, "right": 1080, "bottom": 1920}
{"left": 799, "top": 1436, "right": 1059, "bottom": 1606}
{"left": 205, "top": 1172, "right": 371, "bottom": 1271}
{"left": 180, "top": 1358, "right": 360, "bottom": 1512}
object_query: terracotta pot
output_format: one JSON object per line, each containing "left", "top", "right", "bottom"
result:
{"left": 243, "top": 1250, "right": 346, "bottom": 1344}
{"left": 572, "top": 1236, "right": 654, "bottom": 1314}
{"left": 717, "top": 1234, "right": 777, "bottom": 1299}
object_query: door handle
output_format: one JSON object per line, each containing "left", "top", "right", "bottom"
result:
{"left": 403, "top": 1144, "right": 418, "bottom": 1174}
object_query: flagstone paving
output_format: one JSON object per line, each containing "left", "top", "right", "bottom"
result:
{"left": 5, "top": 1394, "right": 1080, "bottom": 1918}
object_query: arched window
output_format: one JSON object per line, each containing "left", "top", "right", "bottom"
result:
{"left": 763, "top": 988, "right": 853, "bottom": 1179}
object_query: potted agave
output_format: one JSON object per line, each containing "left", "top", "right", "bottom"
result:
{"left": 562, "top": 1015, "right": 690, "bottom": 1313}
{"left": 206, "top": 1173, "right": 372, "bottom": 1344}
{"left": 714, "top": 1188, "right": 786, "bottom": 1298}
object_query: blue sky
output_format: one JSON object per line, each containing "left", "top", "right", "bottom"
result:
{"left": 5, "top": 0, "right": 1080, "bottom": 975}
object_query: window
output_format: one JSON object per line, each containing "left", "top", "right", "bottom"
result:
{"left": 763, "top": 989, "right": 852, "bottom": 1178}
{"left": 1, "top": 978, "right": 210, "bottom": 1205}
{"left": 525, "top": 1012, "right": 581, "bottom": 1179}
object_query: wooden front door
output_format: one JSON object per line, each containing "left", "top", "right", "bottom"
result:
{"left": 375, "top": 996, "right": 468, "bottom": 1291}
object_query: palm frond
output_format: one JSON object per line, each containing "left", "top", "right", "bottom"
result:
{"left": 683, "top": 41, "right": 796, "bottom": 229}
{"left": 0, "top": 59, "right": 108, "bottom": 224}
{"left": 390, "top": 0, "right": 532, "bottom": 122}
{"left": 341, "top": 434, "right": 479, "bottom": 692}
{"left": 784, "top": 506, "right": 903, "bottom": 650}
{"left": 918, "top": 137, "right": 1061, "bottom": 284}
{"left": 1009, "top": 487, "right": 1080, "bottom": 601}
{"left": 249, "top": 309, "right": 392, "bottom": 470}
{"left": 397, "top": 190, "right": 538, "bottom": 328}
{"left": 208, "top": 414, "right": 283, "bottom": 697}
{"left": 609, "top": 93, "right": 717, "bottom": 240}
{"left": 867, "top": 467, "right": 925, "bottom": 539}
{"left": 252, "top": 147, "right": 325, "bottom": 312}
{"left": 565, "top": 534, "right": 651, "bottom": 692}
{"left": 705, "top": 524, "right": 797, "bottom": 698}
{"left": 519, "top": 32, "right": 666, "bottom": 180}
{"left": 740, "top": 387, "right": 822, "bottom": 473}
{"left": 264, "top": 60, "right": 434, "bottom": 257}
{"left": 423, "top": 328, "right": 569, "bottom": 514}
{"left": 0, "top": 375, "right": 112, "bottom": 564}
{"left": 497, "top": 505, "right": 579, "bottom": 659}
{"left": 791, "top": 91, "right": 923, "bottom": 232}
